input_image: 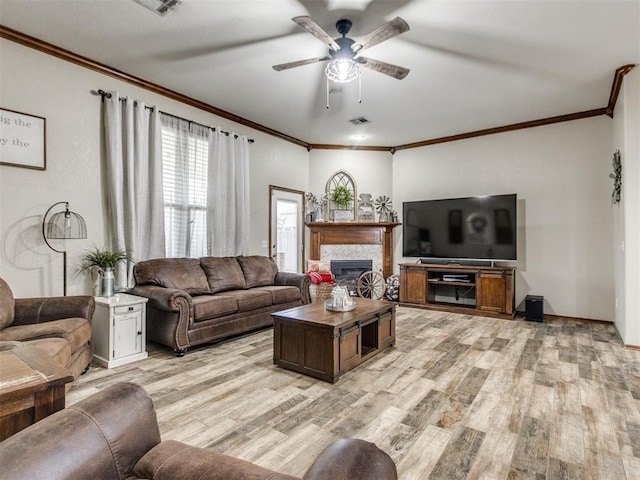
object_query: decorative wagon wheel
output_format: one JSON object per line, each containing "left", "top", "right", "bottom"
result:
{"left": 356, "top": 271, "right": 386, "bottom": 300}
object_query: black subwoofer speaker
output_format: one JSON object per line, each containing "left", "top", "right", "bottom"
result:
{"left": 525, "top": 295, "right": 543, "bottom": 322}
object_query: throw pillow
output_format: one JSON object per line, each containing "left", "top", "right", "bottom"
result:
{"left": 307, "top": 259, "right": 331, "bottom": 272}
{"left": 237, "top": 256, "right": 278, "bottom": 288}
{"left": 133, "top": 258, "right": 210, "bottom": 295}
{"left": 200, "top": 257, "right": 247, "bottom": 293}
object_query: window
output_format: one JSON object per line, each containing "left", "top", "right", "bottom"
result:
{"left": 161, "top": 118, "right": 209, "bottom": 258}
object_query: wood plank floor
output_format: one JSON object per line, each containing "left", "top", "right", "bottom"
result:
{"left": 67, "top": 307, "right": 640, "bottom": 479}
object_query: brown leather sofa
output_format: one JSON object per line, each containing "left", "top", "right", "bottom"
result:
{"left": 129, "top": 256, "right": 311, "bottom": 356}
{"left": 0, "top": 277, "right": 94, "bottom": 381}
{"left": 0, "top": 382, "right": 398, "bottom": 480}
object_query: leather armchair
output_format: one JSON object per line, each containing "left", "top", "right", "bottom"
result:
{"left": 0, "top": 382, "right": 398, "bottom": 480}
{"left": 0, "top": 277, "right": 94, "bottom": 380}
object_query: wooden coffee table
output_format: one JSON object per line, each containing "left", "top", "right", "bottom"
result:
{"left": 272, "top": 298, "right": 396, "bottom": 383}
{"left": 0, "top": 343, "right": 73, "bottom": 440}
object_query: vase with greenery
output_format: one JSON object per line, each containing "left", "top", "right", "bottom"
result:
{"left": 80, "top": 247, "right": 131, "bottom": 297}
{"left": 305, "top": 192, "right": 317, "bottom": 222}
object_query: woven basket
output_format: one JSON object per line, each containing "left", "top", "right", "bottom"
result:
{"left": 310, "top": 283, "right": 334, "bottom": 303}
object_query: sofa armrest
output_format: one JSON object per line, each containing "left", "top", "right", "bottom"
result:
{"left": 128, "top": 285, "right": 193, "bottom": 312}
{"left": 275, "top": 272, "right": 311, "bottom": 304}
{"left": 13, "top": 296, "right": 95, "bottom": 326}
{"left": 134, "top": 440, "right": 297, "bottom": 480}
{"left": 302, "top": 439, "right": 397, "bottom": 480}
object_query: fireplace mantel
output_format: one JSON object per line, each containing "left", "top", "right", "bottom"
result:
{"left": 306, "top": 222, "right": 401, "bottom": 278}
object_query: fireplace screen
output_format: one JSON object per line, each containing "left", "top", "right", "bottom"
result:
{"left": 330, "top": 260, "right": 373, "bottom": 296}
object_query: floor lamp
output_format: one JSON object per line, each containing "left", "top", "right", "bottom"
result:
{"left": 42, "top": 201, "right": 87, "bottom": 296}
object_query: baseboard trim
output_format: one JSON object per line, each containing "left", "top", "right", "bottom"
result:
{"left": 514, "top": 311, "right": 613, "bottom": 325}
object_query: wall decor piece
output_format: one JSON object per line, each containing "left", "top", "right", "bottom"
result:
{"left": 358, "top": 193, "right": 375, "bottom": 221}
{"left": 0, "top": 108, "right": 46, "bottom": 170}
{"left": 325, "top": 170, "right": 357, "bottom": 222}
{"left": 374, "top": 195, "right": 393, "bottom": 222}
{"left": 609, "top": 150, "right": 622, "bottom": 204}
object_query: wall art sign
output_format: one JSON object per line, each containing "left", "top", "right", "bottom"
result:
{"left": 0, "top": 108, "right": 46, "bottom": 170}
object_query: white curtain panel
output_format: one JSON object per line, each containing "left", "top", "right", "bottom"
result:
{"left": 207, "top": 130, "right": 250, "bottom": 256}
{"left": 103, "top": 91, "right": 165, "bottom": 288}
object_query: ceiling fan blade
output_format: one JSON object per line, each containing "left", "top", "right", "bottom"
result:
{"left": 358, "top": 57, "right": 410, "bottom": 80}
{"left": 292, "top": 16, "right": 340, "bottom": 51}
{"left": 352, "top": 17, "right": 410, "bottom": 53}
{"left": 273, "top": 56, "right": 330, "bottom": 71}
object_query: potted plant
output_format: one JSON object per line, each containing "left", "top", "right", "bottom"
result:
{"left": 80, "top": 247, "right": 131, "bottom": 297}
{"left": 331, "top": 185, "right": 354, "bottom": 221}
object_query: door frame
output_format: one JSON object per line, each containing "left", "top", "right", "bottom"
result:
{"left": 269, "top": 185, "right": 305, "bottom": 273}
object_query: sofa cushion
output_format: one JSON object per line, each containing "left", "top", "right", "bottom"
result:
{"left": 0, "top": 318, "right": 91, "bottom": 354}
{"left": 192, "top": 295, "right": 238, "bottom": 322}
{"left": 0, "top": 277, "right": 15, "bottom": 330}
{"left": 134, "top": 258, "right": 210, "bottom": 295}
{"left": 26, "top": 337, "right": 72, "bottom": 370}
{"left": 217, "top": 289, "right": 272, "bottom": 312}
{"left": 254, "top": 286, "right": 301, "bottom": 305}
{"left": 237, "top": 256, "right": 278, "bottom": 288}
{"left": 200, "top": 257, "right": 246, "bottom": 293}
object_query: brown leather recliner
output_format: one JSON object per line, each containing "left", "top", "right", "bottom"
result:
{"left": 0, "top": 382, "right": 398, "bottom": 480}
{"left": 0, "top": 276, "right": 94, "bottom": 381}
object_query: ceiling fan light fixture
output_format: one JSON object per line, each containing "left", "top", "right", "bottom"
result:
{"left": 325, "top": 59, "right": 360, "bottom": 83}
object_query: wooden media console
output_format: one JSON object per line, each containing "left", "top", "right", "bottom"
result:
{"left": 399, "top": 262, "right": 515, "bottom": 319}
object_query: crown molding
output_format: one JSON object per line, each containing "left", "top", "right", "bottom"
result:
{"left": 392, "top": 108, "right": 608, "bottom": 152}
{"left": 606, "top": 64, "right": 636, "bottom": 117}
{"left": 1, "top": 25, "right": 632, "bottom": 153}
{"left": 0, "top": 25, "right": 310, "bottom": 150}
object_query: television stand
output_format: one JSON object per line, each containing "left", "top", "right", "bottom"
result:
{"left": 399, "top": 263, "right": 515, "bottom": 319}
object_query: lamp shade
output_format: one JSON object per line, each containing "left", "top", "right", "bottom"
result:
{"left": 42, "top": 201, "right": 87, "bottom": 296}
{"left": 46, "top": 204, "right": 87, "bottom": 240}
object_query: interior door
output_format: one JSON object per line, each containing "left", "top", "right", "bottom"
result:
{"left": 269, "top": 186, "right": 304, "bottom": 273}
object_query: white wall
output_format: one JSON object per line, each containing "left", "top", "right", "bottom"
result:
{"left": 308, "top": 149, "right": 393, "bottom": 203}
{"left": 613, "top": 67, "right": 640, "bottom": 346}
{"left": 393, "top": 117, "right": 614, "bottom": 321}
{"left": 0, "top": 39, "right": 308, "bottom": 297}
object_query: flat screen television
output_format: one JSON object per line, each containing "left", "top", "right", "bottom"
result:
{"left": 402, "top": 194, "right": 517, "bottom": 262}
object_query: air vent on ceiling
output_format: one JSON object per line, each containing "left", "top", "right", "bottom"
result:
{"left": 349, "top": 116, "right": 370, "bottom": 125}
{"left": 133, "top": 0, "right": 181, "bottom": 16}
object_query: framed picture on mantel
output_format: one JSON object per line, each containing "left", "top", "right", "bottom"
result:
{"left": 0, "top": 108, "right": 46, "bottom": 170}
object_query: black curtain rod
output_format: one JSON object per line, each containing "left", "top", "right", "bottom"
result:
{"left": 97, "top": 89, "right": 254, "bottom": 143}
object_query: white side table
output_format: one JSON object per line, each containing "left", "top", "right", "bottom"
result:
{"left": 92, "top": 294, "right": 148, "bottom": 368}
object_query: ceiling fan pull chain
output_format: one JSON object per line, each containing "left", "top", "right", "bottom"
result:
{"left": 358, "top": 75, "right": 362, "bottom": 104}
{"left": 326, "top": 76, "right": 330, "bottom": 109}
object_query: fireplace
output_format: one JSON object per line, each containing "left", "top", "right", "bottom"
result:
{"left": 306, "top": 222, "right": 401, "bottom": 279}
{"left": 331, "top": 260, "right": 373, "bottom": 296}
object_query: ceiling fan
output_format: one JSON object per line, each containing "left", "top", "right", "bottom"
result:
{"left": 273, "top": 16, "right": 410, "bottom": 83}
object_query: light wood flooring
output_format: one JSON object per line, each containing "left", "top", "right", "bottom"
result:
{"left": 67, "top": 307, "right": 640, "bottom": 479}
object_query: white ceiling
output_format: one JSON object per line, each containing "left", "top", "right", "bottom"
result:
{"left": 0, "top": 0, "right": 638, "bottom": 147}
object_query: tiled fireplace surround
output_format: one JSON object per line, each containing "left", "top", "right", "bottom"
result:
{"left": 307, "top": 222, "right": 401, "bottom": 279}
